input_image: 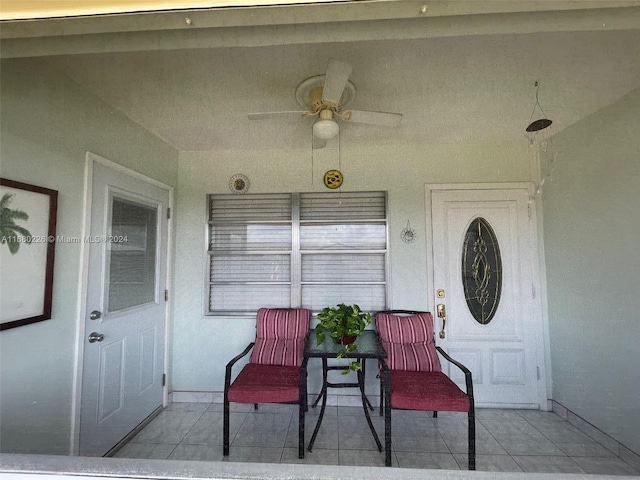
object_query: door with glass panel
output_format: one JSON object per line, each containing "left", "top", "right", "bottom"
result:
{"left": 430, "top": 187, "right": 545, "bottom": 408}
{"left": 79, "top": 161, "right": 169, "bottom": 456}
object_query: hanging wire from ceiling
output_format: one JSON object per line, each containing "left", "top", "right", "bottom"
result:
{"left": 525, "top": 81, "right": 553, "bottom": 144}
{"left": 338, "top": 126, "right": 342, "bottom": 204}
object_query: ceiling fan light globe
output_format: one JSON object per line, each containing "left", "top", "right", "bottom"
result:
{"left": 313, "top": 118, "right": 339, "bottom": 140}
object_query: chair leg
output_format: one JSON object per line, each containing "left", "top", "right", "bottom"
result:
{"left": 379, "top": 377, "right": 383, "bottom": 416}
{"left": 223, "top": 396, "right": 230, "bottom": 456}
{"left": 468, "top": 407, "right": 476, "bottom": 470}
{"left": 384, "top": 374, "right": 392, "bottom": 467}
{"left": 298, "top": 401, "right": 305, "bottom": 459}
{"left": 254, "top": 403, "right": 258, "bottom": 410}
{"left": 433, "top": 411, "right": 437, "bottom": 418}
{"left": 299, "top": 361, "right": 307, "bottom": 459}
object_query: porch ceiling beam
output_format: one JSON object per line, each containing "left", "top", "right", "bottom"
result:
{"left": 1, "top": 2, "right": 640, "bottom": 58}
{"left": 2, "top": 1, "right": 639, "bottom": 36}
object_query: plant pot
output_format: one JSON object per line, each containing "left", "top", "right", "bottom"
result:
{"left": 339, "top": 335, "right": 358, "bottom": 346}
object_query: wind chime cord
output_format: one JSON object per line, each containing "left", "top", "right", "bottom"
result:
{"left": 529, "top": 81, "right": 548, "bottom": 123}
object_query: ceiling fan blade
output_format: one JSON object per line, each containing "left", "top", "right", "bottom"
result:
{"left": 322, "top": 58, "right": 352, "bottom": 107}
{"left": 248, "top": 111, "right": 308, "bottom": 120}
{"left": 344, "top": 110, "right": 403, "bottom": 127}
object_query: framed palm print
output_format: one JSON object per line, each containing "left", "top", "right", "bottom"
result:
{"left": 0, "top": 178, "right": 58, "bottom": 330}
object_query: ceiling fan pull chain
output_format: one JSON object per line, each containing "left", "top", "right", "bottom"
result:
{"left": 310, "top": 127, "right": 315, "bottom": 189}
{"left": 339, "top": 128, "right": 343, "bottom": 203}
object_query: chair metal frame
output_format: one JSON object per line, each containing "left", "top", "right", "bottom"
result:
{"left": 223, "top": 314, "right": 309, "bottom": 460}
{"left": 376, "top": 309, "right": 475, "bottom": 470}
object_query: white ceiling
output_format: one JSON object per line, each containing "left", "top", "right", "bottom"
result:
{"left": 13, "top": 2, "right": 640, "bottom": 152}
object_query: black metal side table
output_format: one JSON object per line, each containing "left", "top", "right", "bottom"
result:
{"left": 303, "top": 329, "right": 391, "bottom": 466}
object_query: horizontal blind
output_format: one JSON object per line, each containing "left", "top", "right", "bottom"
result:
{"left": 300, "top": 191, "right": 386, "bottom": 221}
{"left": 300, "top": 224, "right": 386, "bottom": 250}
{"left": 208, "top": 194, "right": 292, "bottom": 314}
{"left": 299, "top": 191, "right": 387, "bottom": 313}
{"left": 301, "top": 254, "right": 385, "bottom": 282}
{"left": 209, "top": 224, "right": 291, "bottom": 251}
{"left": 210, "top": 255, "right": 291, "bottom": 282}
{"left": 209, "top": 194, "right": 291, "bottom": 223}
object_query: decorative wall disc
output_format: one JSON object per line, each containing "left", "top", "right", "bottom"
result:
{"left": 401, "top": 221, "right": 417, "bottom": 244}
{"left": 229, "top": 174, "right": 250, "bottom": 194}
{"left": 323, "top": 170, "right": 343, "bottom": 189}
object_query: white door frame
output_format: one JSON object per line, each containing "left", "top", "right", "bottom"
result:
{"left": 425, "top": 182, "right": 549, "bottom": 410}
{"left": 70, "top": 151, "right": 174, "bottom": 455}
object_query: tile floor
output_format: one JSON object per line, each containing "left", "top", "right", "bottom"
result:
{"left": 113, "top": 402, "right": 640, "bottom": 475}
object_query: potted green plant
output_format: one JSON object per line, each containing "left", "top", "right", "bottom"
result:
{"left": 315, "top": 303, "right": 372, "bottom": 374}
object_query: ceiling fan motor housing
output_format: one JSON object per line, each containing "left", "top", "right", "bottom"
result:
{"left": 309, "top": 85, "right": 325, "bottom": 112}
{"left": 248, "top": 60, "right": 402, "bottom": 143}
{"left": 309, "top": 85, "right": 344, "bottom": 114}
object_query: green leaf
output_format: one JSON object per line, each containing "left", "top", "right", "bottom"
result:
{"left": 7, "top": 238, "right": 19, "bottom": 254}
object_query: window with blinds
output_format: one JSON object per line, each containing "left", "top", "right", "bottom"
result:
{"left": 207, "top": 191, "right": 388, "bottom": 315}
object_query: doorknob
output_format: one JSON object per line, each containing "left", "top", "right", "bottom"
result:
{"left": 89, "top": 310, "right": 102, "bottom": 320}
{"left": 437, "top": 304, "right": 446, "bottom": 339}
{"left": 88, "top": 332, "right": 105, "bottom": 343}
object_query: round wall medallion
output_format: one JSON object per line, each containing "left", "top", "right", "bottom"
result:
{"left": 401, "top": 226, "right": 417, "bottom": 243}
{"left": 401, "top": 221, "right": 417, "bottom": 244}
{"left": 229, "top": 174, "right": 250, "bottom": 194}
{"left": 323, "top": 170, "right": 343, "bottom": 189}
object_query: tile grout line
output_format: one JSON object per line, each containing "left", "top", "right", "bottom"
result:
{"left": 514, "top": 409, "right": 637, "bottom": 472}
{"left": 228, "top": 406, "right": 251, "bottom": 452}
{"left": 173, "top": 403, "right": 213, "bottom": 455}
{"left": 119, "top": 406, "right": 639, "bottom": 473}
{"left": 513, "top": 409, "right": 583, "bottom": 464}
{"left": 475, "top": 413, "right": 519, "bottom": 467}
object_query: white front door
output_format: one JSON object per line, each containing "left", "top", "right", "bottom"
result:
{"left": 79, "top": 160, "right": 169, "bottom": 456}
{"left": 430, "top": 186, "right": 545, "bottom": 408}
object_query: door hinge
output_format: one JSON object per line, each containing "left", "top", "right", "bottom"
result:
{"left": 162, "top": 373, "right": 166, "bottom": 387}
{"left": 164, "top": 289, "right": 169, "bottom": 302}
{"left": 167, "top": 207, "right": 171, "bottom": 219}
{"left": 537, "top": 366, "right": 541, "bottom": 380}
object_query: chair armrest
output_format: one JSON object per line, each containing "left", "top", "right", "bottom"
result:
{"left": 224, "top": 342, "right": 255, "bottom": 393}
{"left": 436, "top": 346, "right": 474, "bottom": 400}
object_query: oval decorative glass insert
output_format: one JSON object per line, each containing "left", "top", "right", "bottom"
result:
{"left": 462, "top": 217, "right": 502, "bottom": 325}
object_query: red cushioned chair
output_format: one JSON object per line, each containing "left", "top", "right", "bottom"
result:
{"left": 375, "top": 310, "right": 475, "bottom": 470}
{"left": 223, "top": 308, "right": 311, "bottom": 459}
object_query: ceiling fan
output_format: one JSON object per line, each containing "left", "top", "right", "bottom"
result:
{"left": 248, "top": 58, "right": 403, "bottom": 148}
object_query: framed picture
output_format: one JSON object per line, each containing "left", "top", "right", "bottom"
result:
{"left": 0, "top": 178, "right": 58, "bottom": 330}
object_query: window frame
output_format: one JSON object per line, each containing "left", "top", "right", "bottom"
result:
{"left": 205, "top": 191, "right": 389, "bottom": 316}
